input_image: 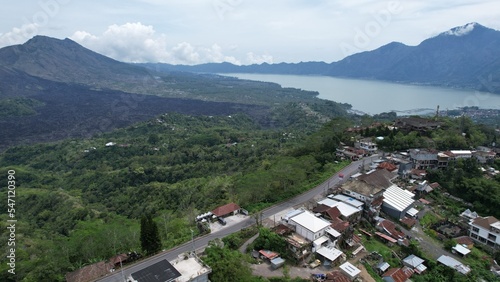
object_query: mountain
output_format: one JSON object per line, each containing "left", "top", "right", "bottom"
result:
{"left": 145, "top": 23, "right": 500, "bottom": 93}
{"left": 0, "top": 36, "right": 347, "bottom": 150}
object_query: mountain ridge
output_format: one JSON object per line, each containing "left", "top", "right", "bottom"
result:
{"left": 141, "top": 23, "right": 500, "bottom": 93}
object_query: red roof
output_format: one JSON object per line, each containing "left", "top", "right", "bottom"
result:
{"left": 326, "top": 270, "right": 351, "bottom": 282}
{"left": 454, "top": 236, "right": 474, "bottom": 247}
{"left": 378, "top": 219, "right": 405, "bottom": 239}
{"left": 378, "top": 162, "right": 398, "bottom": 172}
{"left": 211, "top": 203, "right": 240, "bottom": 217}
{"left": 313, "top": 204, "right": 331, "bottom": 213}
{"left": 65, "top": 261, "right": 113, "bottom": 282}
{"left": 331, "top": 218, "right": 350, "bottom": 233}
{"left": 325, "top": 207, "right": 341, "bottom": 219}
{"left": 109, "top": 253, "right": 129, "bottom": 266}
{"left": 400, "top": 217, "right": 417, "bottom": 228}
{"left": 375, "top": 232, "right": 397, "bottom": 243}
{"left": 259, "top": 250, "right": 279, "bottom": 260}
{"left": 383, "top": 267, "right": 414, "bottom": 282}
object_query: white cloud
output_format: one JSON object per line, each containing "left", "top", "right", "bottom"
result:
{"left": 0, "top": 23, "right": 40, "bottom": 47}
{"left": 444, "top": 22, "right": 476, "bottom": 36}
{"left": 70, "top": 22, "right": 244, "bottom": 65}
{"left": 246, "top": 52, "right": 273, "bottom": 64}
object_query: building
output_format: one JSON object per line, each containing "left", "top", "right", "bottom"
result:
{"left": 382, "top": 185, "right": 416, "bottom": 219}
{"left": 211, "top": 203, "right": 240, "bottom": 218}
{"left": 128, "top": 254, "right": 212, "bottom": 282}
{"left": 402, "top": 254, "right": 427, "bottom": 274}
{"left": 469, "top": 216, "right": 500, "bottom": 249}
{"left": 437, "top": 255, "right": 471, "bottom": 275}
{"left": 339, "top": 261, "right": 361, "bottom": 280}
{"left": 382, "top": 266, "right": 414, "bottom": 282}
{"left": 288, "top": 210, "right": 331, "bottom": 241}
{"left": 394, "top": 117, "right": 441, "bottom": 132}
{"left": 171, "top": 255, "right": 212, "bottom": 282}
{"left": 409, "top": 149, "right": 438, "bottom": 170}
{"left": 317, "top": 198, "right": 362, "bottom": 222}
{"left": 355, "top": 139, "right": 378, "bottom": 154}
{"left": 128, "top": 260, "right": 182, "bottom": 282}
{"left": 376, "top": 219, "right": 406, "bottom": 240}
{"left": 65, "top": 261, "right": 113, "bottom": 282}
{"left": 452, "top": 244, "right": 471, "bottom": 257}
{"left": 328, "top": 194, "right": 364, "bottom": 210}
{"left": 315, "top": 245, "right": 345, "bottom": 266}
{"left": 341, "top": 169, "right": 394, "bottom": 220}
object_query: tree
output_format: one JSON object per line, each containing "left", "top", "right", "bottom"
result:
{"left": 140, "top": 214, "right": 162, "bottom": 255}
{"left": 202, "top": 244, "right": 254, "bottom": 282}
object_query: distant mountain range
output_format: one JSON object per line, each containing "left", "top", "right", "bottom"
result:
{"left": 140, "top": 23, "right": 500, "bottom": 94}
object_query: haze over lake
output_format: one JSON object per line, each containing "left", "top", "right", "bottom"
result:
{"left": 225, "top": 73, "right": 500, "bottom": 115}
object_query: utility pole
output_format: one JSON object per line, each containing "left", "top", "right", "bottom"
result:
{"left": 120, "top": 257, "right": 126, "bottom": 282}
{"left": 190, "top": 229, "right": 195, "bottom": 255}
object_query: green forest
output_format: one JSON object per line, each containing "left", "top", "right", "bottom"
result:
{"left": 0, "top": 109, "right": 499, "bottom": 281}
{"left": 0, "top": 111, "right": 349, "bottom": 281}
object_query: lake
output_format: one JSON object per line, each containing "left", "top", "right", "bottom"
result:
{"left": 223, "top": 73, "right": 500, "bottom": 115}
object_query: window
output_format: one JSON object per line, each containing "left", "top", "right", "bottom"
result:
{"left": 472, "top": 227, "right": 479, "bottom": 233}
{"left": 488, "top": 233, "right": 497, "bottom": 241}
{"left": 471, "top": 233, "right": 478, "bottom": 239}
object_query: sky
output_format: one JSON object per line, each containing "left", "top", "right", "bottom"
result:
{"left": 0, "top": 0, "right": 499, "bottom": 65}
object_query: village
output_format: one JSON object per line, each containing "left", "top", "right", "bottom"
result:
{"left": 65, "top": 117, "right": 500, "bottom": 282}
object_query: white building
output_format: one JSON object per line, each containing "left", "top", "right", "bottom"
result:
{"left": 469, "top": 216, "right": 500, "bottom": 250}
{"left": 288, "top": 210, "right": 331, "bottom": 241}
{"left": 339, "top": 261, "right": 361, "bottom": 280}
{"left": 317, "top": 198, "right": 362, "bottom": 221}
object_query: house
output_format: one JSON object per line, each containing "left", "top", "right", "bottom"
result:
{"left": 128, "top": 254, "right": 211, "bottom": 282}
{"left": 324, "top": 270, "right": 351, "bottom": 282}
{"left": 376, "top": 261, "right": 391, "bottom": 275}
{"left": 170, "top": 254, "right": 212, "bottom": 282}
{"left": 473, "top": 150, "right": 496, "bottom": 164}
{"left": 288, "top": 210, "right": 331, "bottom": 241}
{"left": 382, "top": 185, "right": 416, "bottom": 220}
{"left": 445, "top": 150, "right": 473, "bottom": 160}
{"left": 285, "top": 233, "right": 310, "bottom": 260}
{"left": 316, "top": 198, "right": 362, "bottom": 222}
{"left": 259, "top": 250, "right": 280, "bottom": 261}
{"left": 452, "top": 244, "right": 471, "bottom": 257}
{"left": 339, "top": 262, "right": 361, "bottom": 280}
{"left": 355, "top": 139, "right": 378, "bottom": 154}
{"left": 128, "top": 259, "right": 181, "bottom": 282}
{"left": 460, "top": 209, "right": 478, "bottom": 221}
{"left": 437, "top": 255, "right": 471, "bottom": 275}
{"left": 469, "top": 216, "right": 500, "bottom": 249}
{"left": 329, "top": 194, "right": 364, "bottom": 210}
{"left": 315, "top": 245, "right": 345, "bottom": 266}
{"left": 409, "top": 149, "right": 438, "bottom": 170}
{"left": 376, "top": 219, "right": 405, "bottom": 240}
{"left": 341, "top": 169, "right": 394, "bottom": 220}
{"left": 402, "top": 254, "right": 427, "bottom": 274}
{"left": 377, "top": 162, "right": 398, "bottom": 172}
{"left": 382, "top": 266, "right": 414, "bottom": 282}
{"left": 109, "top": 253, "right": 129, "bottom": 269}
{"left": 65, "top": 261, "right": 113, "bottom": 282}
{"left": 211, "top": 203, "right": 240, "bottom": 218}
{"left": 454, "top": 236, "right": 474, "bottom": 249}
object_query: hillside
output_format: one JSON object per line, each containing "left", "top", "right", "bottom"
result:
{"left": 145, "top": 23, "right": 500, "bottom": 93}
{"left": 0, "top": 36, "right": 350, "bottom": 150}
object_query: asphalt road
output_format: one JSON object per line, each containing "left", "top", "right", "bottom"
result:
{"left": 96, "top": 155, "right": 379, "bottom": 282}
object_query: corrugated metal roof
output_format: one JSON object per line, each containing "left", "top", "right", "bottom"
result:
{"left": 383, "top": 184, "right": 415, "bottom": 212}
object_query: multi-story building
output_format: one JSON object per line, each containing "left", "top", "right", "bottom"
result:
{"left": 469, "top": 216, "right": 500, "bottom": 250}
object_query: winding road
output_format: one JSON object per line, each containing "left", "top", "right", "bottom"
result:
{"left": 96, "top": 155, "right": 380, "bottom": 282}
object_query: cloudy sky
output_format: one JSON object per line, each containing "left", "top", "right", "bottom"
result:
{"left": 1, "top": 0, "right": 499, "bottom": 65}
